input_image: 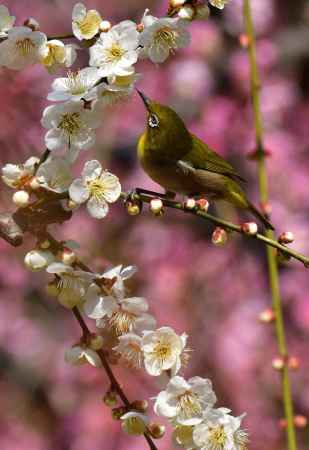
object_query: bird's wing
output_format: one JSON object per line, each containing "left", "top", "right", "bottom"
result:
{"left": 183, "top": 134, "right": 246, "bottom": 182}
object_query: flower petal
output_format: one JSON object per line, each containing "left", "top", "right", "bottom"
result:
{"left": 69, "top": 178, "right": 89, "bottom": 204}
{"left": 87, "top": 196, "right": 109, "bottom": 219}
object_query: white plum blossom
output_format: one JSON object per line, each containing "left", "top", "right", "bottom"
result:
{"left": 65, "top": 344, "right": 102, "bottom": 367}
{"left": 1, "top": 156, "right": 39, "bottom": 189}
{"left": 89, "top": 20, "right": 139, "bottom": 76}
{"left": 0, "top": 5, "right": 15, "bottom": 37}
{"left": 0, "top": 26, "right": 47, "bottom": 70}
{"left": 139, "top": 14, "right": 191, "bottom": 63}
{"left": 72, "top": 3, "right": 102, "bottom": 40}
{"left": 92, "top": 69, "right": 140, "bottom": 106}
{"left": 47, "top": 262, "right": 94, "bottom": 309}
{"left": 36, "top": 155, "right": 72, "bottom": 193}
{"left": 40, "top": 39, "right": 78, "bottom": 73}
{"left": 84, "top": 283, "right": 156, "bottom": 335}
{"left": 96, "top": 264, "right": 138, "bottom": 299}
{"left": 209, "top": 0, "right": 229, "bottom": 9}
{"left": 121, "top": 411, "right": 149, "bottom": 436}
{"left": 193, "top": 409, "right": 248, "bottom": 450}
{"left": 141, "top": 326, "right": 188, "bottom": 376}
{"left": 114, "top": 333, "right": 144, "bottom": 369}
{"left": 47, "top": 67, "right": 102, "bottom": 102}
{"left": 41, "top": 101, "right": 101, "bottom": 153}
{"left": 154, "top": 376, "right": 217, "bottom": 425}
{"left": 69, "top": 160, "right": 121, "bottom": 219}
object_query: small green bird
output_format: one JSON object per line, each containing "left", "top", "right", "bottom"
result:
{"left": 136, "top": 91, "right": 274, "bottom": 230}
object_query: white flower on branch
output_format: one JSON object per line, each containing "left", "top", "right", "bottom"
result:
{"left": 93, "top": 69, "right": 140, "bottom": 106}
{"left": 40, "top": 39, "right": 78, "bottom": 73}
{"left": 84, "top": 283, "right": 156, "bottom": 335}
{"left": 47, "top": 262, "right": 94, "bottom": 309}
{"left": 1, "top": 156, "right": 39, "bottom": 189}
{"left": 141, "top": 326, "right": 187, "bottom": 376}
{"left": 72, "top": 3, "right": 102, "bottom": 41}
{"left": 47, "top": 67, "right": 102, "bottom": 102}
{"left": 0, "top": 5, "right": 15, "bottom": 38}
{"left": 209, "top": 0, "right": 229, "bottom": 9}
{"left": 89, "top": 20, "right": 139, "bottom": 76}
{"left": 114, "top": 333, "right": 144, "bottom": 369}
{"left": 139, "top": 14, "right": 191, "bottom": 63}
{"left": 154, "top": 376, "right": 217, "bottom": 426}
{"left": 36, "top": 155, "right": 72, "bottom": 193}
{"left": 121, "top": 411, "right": 149, "bottom": 435}
{"left": 96, "top": 264, "right": 138, "bottom": 299}
{"left": 41, "top": 101, "right": 101, "bottom": 153}
{"left": 193, "top": 408, "right": 248, "bottom": 450}
{"left": 69, "top": 160, "right": 121, "bottom": 219}
{"left": 0, "top": 26, "right": 47, "bottom": 70}
{"left": 65, "top": 344, "right": 102, "bottom": 367}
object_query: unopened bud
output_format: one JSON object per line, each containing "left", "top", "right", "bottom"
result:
{"left": 241, "top": 222, "right": 258, "bottom": 235}
{"left": 196, "top": 198, "right": 209, "bottom": 212}
{"left": 288, "top": 356, "right": 300, "bottom": 371}
{"left": 259, "top": 308, "right": 275, "bottom": 323}
{"left": 294, "top": 415, "right": 308, "bottom": 428}
{"left": 61, "top": 247, "right": 76, "bottom": 265}
{"left": 178, "top": 5, "right": 195, "bottom": 20}
{"left": 112, "top": 406, "right": 127, "bottom": 420}
{"left": 239, "top": 33, "right": 250, "bottom": 48}
{"left": 125, "top": 199, "right": 142, "bottom": 216}
{"left": 279, "top": 418, "right": 288, "bottom": 429}
{"left": 29, "top": 176, "right": 40, "bottom": 190}
{"left": 278, "top": 232, "right": 294, "bottom": 244}
{"left": 131, "top": 400, "right": 148, "bottom": 413}
{"left": 90, "top": 334, "right": 104, "bottom": 350}
{"left": 184, "top": 198, "right": 196, "bottom": 210}
{"left": 170, "top": 0, "right": 186, "bottom": 7}
{"left": 195, "top": 4, "right": 210, "bottom": 20}
{"left": 121, "top": 412, "right": 148, "bottom": 435}
{"left": 39, "top": 239, "right": 51, "bottom": 249}
{"left": 272, "top": 356, "right": 285, "bottom": 371}
{"left": 150, "top": 198, "right": 164, "bottom": 216}
{"left": 212, "top": 227, "right": 228, "bottom": 246}
{"left": 46, "top": 281, "right": 60, "bottom": 297}
{"left": 103, "top": 390, "right": 118, "bottom": 407}
{"left": 260, "top": 201, "right": 272, "bottom": 216}
{"left": 148, "top": 423, "right": 166, "bottom": 439}
{"left": 12, "top": 190, "right": 30, "bottom": 208}
{"left": 24, "top": 17, "right": 40, "bottom": 31}
{"left": 24, "top": 249, "right": 54, "bottom": 272}
{"left": 99, "top": 20, "right": 112, "bottom": 32}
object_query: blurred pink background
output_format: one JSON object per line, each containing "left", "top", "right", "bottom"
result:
{"left": 0, "top": 0, "right": 309, "bottom": 449}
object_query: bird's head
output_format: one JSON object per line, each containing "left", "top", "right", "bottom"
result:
{"left": 137, "top": 90, "right": 191, "bottom": 157}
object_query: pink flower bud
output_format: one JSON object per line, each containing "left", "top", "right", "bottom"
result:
{"left": 259, "top": 308, "right": 275, "bottom": 323}
{"left": 212, "top": 227, "right": 228, "bottom": 246}
{"left": 241, "top": 222, "right": 258, "bottom": 235}
{"left": 278, "top": 418, "right": 288, "bottom": 429}
{"left": 196, "top": 198, "right": 209, "bottom": 212}
{"left": 260, "top": 201, "right": 272, "bottom": 216}
{"left": 150, "top": 198, "right": 164, "bottom": 216}
{"left": 288, "top": 356, "right": 300, "bottom": 371}
{"left": 294, "top": 415, "right": 308, "bottom": 428}
{"left": 278, "top": 232, "right": 294, "bottom": 244}
{"left": 239, "top": 33, "right": 250, "bottom": 48}
{"left": 61, "top": 247, "right": 76, "bottom": 265}
{"left": 272, "top": 356, "right": 285, "bottom": 371}
{"left": 184, "top": 198, "right": 196, "bottom": 210}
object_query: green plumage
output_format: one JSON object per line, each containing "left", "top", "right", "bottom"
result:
{"left": 137, "top": 93, "right": 274, "bottom": 230}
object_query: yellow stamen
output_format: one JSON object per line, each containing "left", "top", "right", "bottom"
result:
{"left": 58, "top": 112, "right": 82, "bottom": 136}
{"left": 77, "top": 10, "right": 101, "bottom": 38}
{"left": 208, "top": 425, "right": 227, "bottom": 449}
{"left": 15, "top": 38, "right": 35, "bottom": 56}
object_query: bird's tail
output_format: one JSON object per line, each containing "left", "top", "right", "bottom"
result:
{"left": 248, "top": 202, "right": 275, "bottom": 230}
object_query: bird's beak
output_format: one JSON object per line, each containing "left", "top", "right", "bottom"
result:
{"left": 136, "top": 89, "right": 151, "bottom": 111}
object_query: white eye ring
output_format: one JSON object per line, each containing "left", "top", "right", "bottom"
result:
{"left": 148, "top": 114, "right": 159, "bottom": 128}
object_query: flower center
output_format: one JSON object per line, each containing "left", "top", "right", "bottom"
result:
{"left": 15, "top": 38, "right": 35, "bottom": 56}
{"left": 106, "top": 43, "right": 125, "bottom": 62}
{"left": 65, "top": 71, "right": 87, "bottom": 95}
{"left": 154, "top": 27, "right": 177, "bottom": 49}
{"left": 58, "top": 112, "right": 82, "bottom": 136}
{"left": 151, "top": 339, "right": 172, "bottom": 364}
{"left": 109, "top": 310, "right": 136, "bottom": 335}
{"left": 177, "top": 392, "right": 202, "bottom": 420}
{"left": 77, "top": 11, "right": 101, "bottom": 37}
{"left": 208, "top": 425, "right": 227, "bottom": 449}
{"left": 87, "top": 178, "right": 107, "bottom": 202}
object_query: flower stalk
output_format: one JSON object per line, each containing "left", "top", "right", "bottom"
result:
{"left": 243, "top": 1, "right": 297, "bottom": 449}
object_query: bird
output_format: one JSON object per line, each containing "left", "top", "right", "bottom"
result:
{"left": 136, "top": 90, "right": 274, "bottom": 230}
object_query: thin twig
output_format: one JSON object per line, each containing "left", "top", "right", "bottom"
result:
{"left": 243, "top": 1, "right": 297, "bottom": 449}
{"left": 121, "top": 192, "right": 309, "bottom": 268}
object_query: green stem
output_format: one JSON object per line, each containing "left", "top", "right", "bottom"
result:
{"left": 243, "top": 1, "right": 297, "bottom": 449}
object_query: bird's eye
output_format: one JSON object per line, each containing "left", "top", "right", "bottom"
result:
{"left": 148, "top": 114, "right": 159, "bottom": 128}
